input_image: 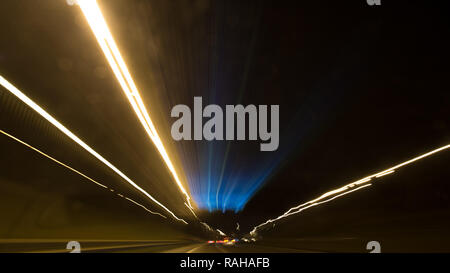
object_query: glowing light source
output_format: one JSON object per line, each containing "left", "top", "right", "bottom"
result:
{"left": 0, "top": 75, "right": 186, "bottom": 224}
{"left": 76, "top": 0, "right": 193, "bottom": 209}
{"left": 250, "top": 144, "right": 450, "bottom": 235}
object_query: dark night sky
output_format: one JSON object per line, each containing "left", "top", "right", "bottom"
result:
{"left": 0, "top": 0, "right": 449, "bottom": 239}
{"left": 234, "top": 0, "right": 450, "bottom": 232}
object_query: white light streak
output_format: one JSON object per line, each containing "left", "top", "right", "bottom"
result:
{"left": 185, "top": 202, "right": 199, "bottom": 220}
{"left": 0, "top": 75, "right": 187, "bottom": 223}
{"left": 0, "top": 129, "right": 107, "bottom": 189}
{"left": 375, "top": 169, "right": 395, "bottom": 178}
{"left": 0, "top": 129, "right": 167, "bottom": 219}
{"left": 250, "top": 144, "right": 450, "bottom": 235}
{"left": 216, "top": 229, "right": 226, "bottom": 236}
{"left": 201, "top": 222, "right": 214, "bottom": 232}
{"left": 250, "top": 184, "right": 372, "bottom": 236}
{"left": 125, "top": 197, "right": 168, "bottom": 220}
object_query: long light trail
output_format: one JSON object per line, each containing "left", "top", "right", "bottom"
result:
{"left": 76, "top": 0, "right": 193, "bottom": 209}
{"left": 0, "top": 129, "right": 107, "bottom": 190}
{"left": 250, "top": 144, "right": 450, "bottom": 236}
{"left": 0, "top": 75, "right": 187, "bottom": 224}
{"left": 0, "top": 129, "right": 167, "bottom": 219}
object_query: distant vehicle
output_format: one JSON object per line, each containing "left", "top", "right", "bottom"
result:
{"left": 208, "top": 237, "right": 239, "bottom": 245}
{"left": 223, "top": 237, "right": 239, "bottom": 245}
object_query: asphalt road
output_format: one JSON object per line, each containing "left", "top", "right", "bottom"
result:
{"left": 4, "top": 235, "right": 448, "bottom": 253}
{"left": 0, "top": 240, "right": 324, "bottom": 253}
{"left": 158, "top": 243, "right": 319, "bottom": 253}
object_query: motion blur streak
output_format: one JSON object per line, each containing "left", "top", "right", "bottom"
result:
{"left": 251, "top": 184, "right": 372, "bottom": 235}
{"left": 201, "top": 222, "right": 214, "bottom": 232}
{"left": 76, "top": 0, "right": 194, "bottom": 210}
{"left": 250, "top": 144, "right": 450, "bottom": 235}
{"left": 185, "top": 202, "right": 199, "bottom": 220}
{"left": 0, "top": 129, "right": 107, "bottom": 189}
{"left": 0, "top": 129, "right": 167, "bottom": 219}
{"left": 125, "top": 197, "right": 168, "bottom": 219}
{"left": 375, "top": 170, "right": 395, "bottom": 178}
{"left": 216, "top": 229, "right": 226, "bottom": 236}
{"left": 0, "top": 75, "right": 187, "bottom": 223}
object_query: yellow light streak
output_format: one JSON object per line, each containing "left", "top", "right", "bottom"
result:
{"left": 0, "top": 75, "right": 187, "bottom": 223}
{"left": 250, "top": 144, "right": 450, "bottom": 235}
{"left": 0, "top": 129, "right": 167, "bottom": 219}
{"left": 76, "top": 0, "right": 193, "bottom": 209}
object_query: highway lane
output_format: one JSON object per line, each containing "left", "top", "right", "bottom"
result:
{"left": 0, "top": 240, "right": 192, "bottom": 253}
{"left": 116, "top": 242, "right": 322, "bottom": 253}
{"left": 8, "top": 235, "right": 448, "bottom": 253}
{"left": 0, "top": 240, "right": 324, "bottom": 253}
{"left": 5, "top": 228, "right": 450, "bottom": 253}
